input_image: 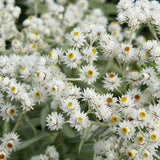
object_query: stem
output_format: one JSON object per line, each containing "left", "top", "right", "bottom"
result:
{"left": 148, "top": 22, "right": 159, "bottom": 42}
{"left": 91, "top": 121, "right": 110, "bottom": 127}
{"left": 12, "top": 112, "right": 25, "bottom": 132}
{"left": 34, "top": 0, "right": 38, "bottom": 17}
{"left": 90, "top": 84, "right": 103, "bottom": 94}
{"left": 4, "top": 120, "right": 7, "bottom": 134}
{"left": 138, "top": 126, "right": 144, "bottom": 136}
{"left": 64, "top": 78, "right": 82, "bottom": 81}
{"left": 155, "top": 154, "right": 160, "bottom": 160}
{"left": 1, "top": 23, "right": 4, "bottom": 39}
{"left": 129, "top": 29, "right": 134, "bottom": 44}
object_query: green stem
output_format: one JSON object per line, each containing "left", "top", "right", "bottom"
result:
{"left": 4, "top": 120, "right": 7, "bottom": 134}
{"left": 34, "top": 0, "right": 38, "bottom": 17}
{"left": 129, "top": 29, "right": 134, "bottom": 44}
{"left": 91, "top": 121, "right": 110, "bottom": 127}
{"left": 90, "top": 84, "right": 103, "bottom": 94}
{"left": 12, "top": 112, "right": 25, "bottom": 132}
{"left": 64, "top": 78, "right": 82, "bottom": 81}
{"left": 148, "top": 22, "right": 159, "bottom": 42}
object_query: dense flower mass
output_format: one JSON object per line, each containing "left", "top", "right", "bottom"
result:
{"left": 0, "top": 0, "right": 160, "bottom": 159}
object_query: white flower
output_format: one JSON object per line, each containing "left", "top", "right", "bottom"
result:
{"left": 63, "top": 49, "right": 81, "bottom": 68}
{"left": 82, "top": 47, "right": 98, "bottom": 64}
{"left": 79, "top": 65, "right": 99, "bottom": 84}
{"left": 61, "top": 97, "right": 80, "bottom": 115}
{"left": 45, "top": 146, "right": 59, "bottom": 160}
{"left": 69, "top": 112, "right": 89, "bottom": 132}
{"left": 118, "top": 121, "right": 135, "bottom": 140}
{"left": 102, "top": 72, "right": 121, "bottom": 91}
{"left": 2, "top": 132, "right": 20, "bottom": 151}
{"left": 46, "top": 112, "right": 64, "bottom": 131}
{"left": 0, "top": 103, "right": 17, "bottom": 121}
{"left": 67, "top": 28, "right": 86, "bottom": 48}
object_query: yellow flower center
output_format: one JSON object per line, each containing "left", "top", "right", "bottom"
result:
{"left": 124, "top": 46, "right": 130, "bottom": 52}
{"left": 9, "top": 108, "right": 15, "bottom": 115}
{"left": 137, "top": 136, "right": 144, "bottom": 143}
{"left": 35, "top": 91, "right": 41, "bottom": 97}
{"left": 29, "top": 16, "right": 33, "bottom": 20}
{"left": 92, "top": 48, "right": 97, "bottom": 54}
{"left": 113, "top": 21, "right": 117, "bottom": 25}
{"left": 74, "top": 32, "right": 79, "bottom": 36}
{"left": 68, "top": 102, "right": 73, "bottom": 107}
{"left": 37, "top": 72, "right": 41, "bottom": 77}
{"left": 87, "top": 70, "right": 94, "bottom": 76}
{"left": 154, "top": 121, "right": 159, "bottom": 124}
{"left": 22, "top": 66, "right": 27, "bottom": 70}
{"left": 11, "top": 86, "right": 16, "bottom": 92}
{"left": 122, "top": 127, "right": 128, "bottom": 133}
{"left": 128, "top": 151, "right": 134, "bottom": 157}
{"left": 14, "top": 41, "right": 17, "bottom": 44}
{"left": 107, "top": 97, "right": 113, "bottom": 103}
{"left": 32, "top": 44, "right": 36, "bottom": 48}
{"left": 68, "top": 52, "right": 74, "bottom": 59}
{"left": 77, "top": 117, "right": 83, "bottom": 122}
{"left": 143, "top": 153, "right": 148, "bottom": 157}
{"left": 134, "top": 94, "right": 140, "bottom": 100}
{"left": 7, "top": 143, "right": 13, "bottom": 148}
{"left": 113, "top": 32, "right": 117, "bottom": 36}
{"left": 109, "top": 73, "right": 115, "bottom": 78}
{"left": 52, "top": 87, "right": 56, "bottom": 92}
{"left": 49, "top": 52, "right": 53, "bottom": 58}
{"left": 145, "top": 51, "right": 149, "bottom": 57}
{"left": 111, "top": 116, "right": 118, "bottom": 122}
{"left": 141, "top": 74, "right": 145, "bottom": 78}
{"left": 121, "top": 96, "right": 128, "bottom": 102}
{"left": 151, "top": 134, "right": 157, "bottom": 140}
{"left": 139, "top": 112, "right": 147, "bottom": 118}
{"left": 60, "top": 36, "right": 63, "bottom": 40}
{"left": 0, "top": 153, "right": 5, "bottom": 159}
{"left": 132, "top": 69, "right": 138, "bottom": 72}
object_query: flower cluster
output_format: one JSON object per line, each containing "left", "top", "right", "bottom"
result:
{"left": 0, "top": 0, "right": 160, "bottom": 159}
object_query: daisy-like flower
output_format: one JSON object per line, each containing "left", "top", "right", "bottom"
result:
{"left": 118, "top": 121, "right": 135, "bottom": 140}
{"left": 127, "top": 149, "right": 138, "bottom": 159}
{"left": 46, "top": 112, "right": 64, "bottom": 131}
{"left": 127, "top": 89, "right": 146, "bottom": 106}
{"left": 82, "top": 47, "right": 98, "bottom": 64}
{"left": 118, "top": 43, "right": 134, "bottom": 62}
{"left": 0, "top": 145, "right": 9, "bottom": 160}
{"left": 61, "top": 97, "right": 80, "bottom": 115}
{"left": 134, "top": 109, "right": 150, "bottom": 128}
{"left": 67, "top": 28, "right": 86, "bottom": 48}
{"left": 0, "top": 103, "right": 17, "bottom": 121}
{"left": 48, "top": 48, "right": 63, "bottom": 64}
{"left": 79, "top": 65, "right": 99, "bottom": 84}
{"left": 63, "top": 49, "right": 81, "bottom": 68}
{"left": 103, "top": 93, "right": 118, "bottom": 107}
{"left": 31, "top": 86, "right": 47, "bottom": 104}
{"left": 126, "top": 69, "right": 139, "bottom": 86}
{"left": 2, "top": 132, "right": 20, "bottom": 151}
{"left": 102, "top": 72, "right": 121, "bottom": 91}
{"left": 140, "top": 67, "right": 157, "bottom": 85}
{"left": 69, "top": 111, "right": 90, "bottom": 132}
{"left": 31, "top": 154, "right": 49, "bottom": 160}
{"left": 45, "top": 146, "right": 59, "bottom": 160}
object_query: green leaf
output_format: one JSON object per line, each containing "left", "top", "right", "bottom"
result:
{"left": 18, "top": 132, "right": 49, "bottom": 151}
{"left": 24, "top": 115, "right": 37, "bottom": 135}
{"left": 40, "top": 105, "right": 50, "bottom": 131}
{"left": 79, "top": 124, "right": 92, "bottom": 154}
{"left": 61, "top": 124, "right": 76, "bottom": 138}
